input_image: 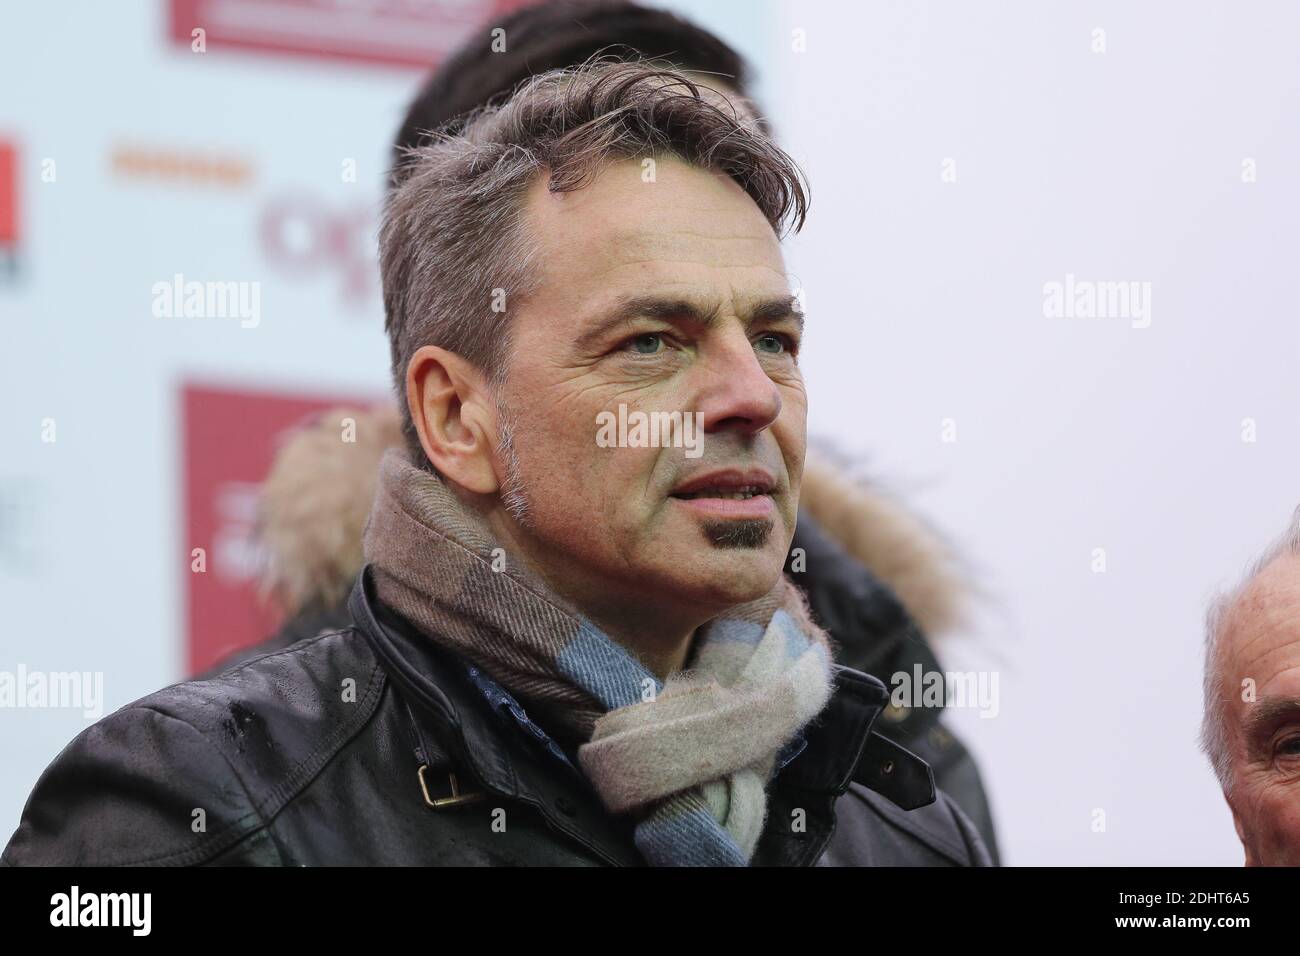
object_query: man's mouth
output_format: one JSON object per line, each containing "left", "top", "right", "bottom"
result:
{"left": 673, "top": 485, "right": 767, "bottom": 500}
{"left": 669, "top": 470, "right": 777, "bottom": 519}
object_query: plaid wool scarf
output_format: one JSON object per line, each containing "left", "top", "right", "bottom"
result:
{"left": 362, "top": 449, "right": 836, "bottom": 866}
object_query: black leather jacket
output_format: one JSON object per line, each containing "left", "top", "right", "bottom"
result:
{"left": 788, "top": 514, "right": 1001, "bottom": 863}
{"left": 195, "top": 511, "right": 1001, "bottom": 860}
{"left": 2, "top": 567, "right": 991, "bottom": 867}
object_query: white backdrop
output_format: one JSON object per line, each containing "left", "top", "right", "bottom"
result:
{"left": 766, "top": 0, "right": 1300, "bottom": 865}
{"left": 3, "top": 0, "right": 1296, "bottom": 865}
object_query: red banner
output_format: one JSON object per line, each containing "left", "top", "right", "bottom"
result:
{"left": 169, "top": 0, "right": 534, "bottom": 70}
{"left": 0, "top": 141, "right": 17, "bottom": 248}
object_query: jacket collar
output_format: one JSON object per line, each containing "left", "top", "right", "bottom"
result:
{"left": 790, "top": 510, "right": 952, "bottom": 741}
{"left": 351, "top": 565, "right": 644, "bottom": 865}
{"left": 348, "top": 565, "right": 933, "bottom": 866}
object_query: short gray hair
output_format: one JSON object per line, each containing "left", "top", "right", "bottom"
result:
{"left": 1200, "top": 504, "right": 1300, "bottom": 793}
{"left": 378, "top": 58, "right": 809, "bottom": 465}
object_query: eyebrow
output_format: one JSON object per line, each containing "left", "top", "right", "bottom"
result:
{"left": 1242, "top": 695, "right": 1300, "bottom": 751}
{"left": 574, "top": 293, "right": 805, "bottom": 353}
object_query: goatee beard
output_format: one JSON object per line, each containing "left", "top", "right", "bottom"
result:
{"left": 700, "top": 518, "right": 774, "bottom": 549}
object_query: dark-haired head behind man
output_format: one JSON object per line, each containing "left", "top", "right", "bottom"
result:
{"left": 390, "top": 0, "right": 767, "bottom": 183}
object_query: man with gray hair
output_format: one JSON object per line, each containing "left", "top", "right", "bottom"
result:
{"left": 1201, "top": 506, "right": 1300, "bottom": 865}
{"left": 4, "top": 59, "right": 988, "bottom": 866}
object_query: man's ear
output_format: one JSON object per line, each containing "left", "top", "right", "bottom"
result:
{"left": 406, "top": 345, "right": 501, "bottom": 495}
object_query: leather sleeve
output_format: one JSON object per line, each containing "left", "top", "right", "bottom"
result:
{"left": 1, "top": 705, "right": 279, "bottom": 866}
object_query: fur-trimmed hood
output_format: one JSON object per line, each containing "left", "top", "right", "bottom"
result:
{"left": 257, "top": 405, "right": 966, "bottom": 637}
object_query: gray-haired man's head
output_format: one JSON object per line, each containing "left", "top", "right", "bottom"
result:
{"left": 378, "top": 59, "right": 811, "bottom": 640}
{"left": 1201, "top": 506, "right": 1300, "bottom": 865}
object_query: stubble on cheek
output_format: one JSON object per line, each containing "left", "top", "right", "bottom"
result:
{"left": 496, "top": 398, "right": 532, "bottom": 527}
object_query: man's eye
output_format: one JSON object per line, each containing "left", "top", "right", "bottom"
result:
{"left": 1277, "top": 735, "right": 1300, "bottom": 757}
{"left": 755, "top": 333, "right": 791, "bottom": 354}
{"left": 628, "top": 333, "right": 665, "bottom": 355}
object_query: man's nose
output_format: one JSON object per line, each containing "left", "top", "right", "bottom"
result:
{"left": 694, "top": 330, "right": 783, "bottom": 435}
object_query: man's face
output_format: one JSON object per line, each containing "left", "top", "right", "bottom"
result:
{"left": 1221, "top": 552, "right": 1300, "bottom": 865}
{"left": 488, "top": 155, "right": 805, "bottom": 623}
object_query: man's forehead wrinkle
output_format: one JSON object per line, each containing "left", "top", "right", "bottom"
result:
{"left": 552, "top": 247, "right": 796, "bottom": 310}
{"left": 1231, "top": 622, "right": 1284, "bottom": 674}
{"left": 1225, "top": 621, "right": 1300, "bottom": 719}
{"left": 1249, "top": 645, "right": 1300, "bottom": 687}
{"left": 1224, "top": 562, "right": 1300, "bottom": 649}
{"left": 611, "top": 223, "right": 777, "bottom": 246}
{"left": 1261, "top": 663, "right": 1300, "bottom": 692}
{"left": 574, "top": 255, "right": 781, "bottom": 281}
{"left": 603, "top": 229, "right": 782, "bottom": 272}
{"left": 1231, "top": 585, "right": 1300, "bottom": 664}
{"left": 537, "top": 228, "right": 782, "bottom": 281}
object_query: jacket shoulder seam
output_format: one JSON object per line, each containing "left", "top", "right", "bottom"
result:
{"left": 171, "top": 632, "right": 388, "bottom": 829}
{"left": 244, "top": 653, "right": 388, "bottom": 826}
{"left": 135, "top": 631, "right": 384, "bottom": 863}
{"left": 103, "top": 706, "right": 275, "bottom": 866}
